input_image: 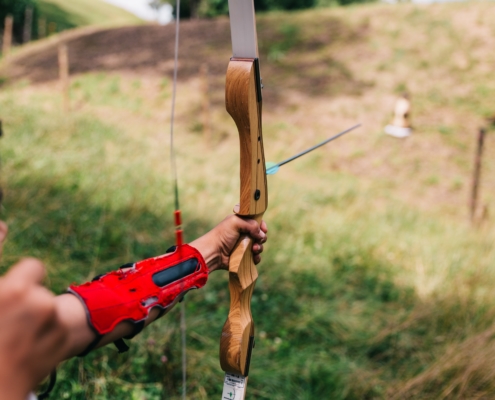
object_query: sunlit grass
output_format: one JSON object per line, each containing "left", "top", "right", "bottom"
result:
{"left": 37, "top": 0, "right": 142, "bottom": 30}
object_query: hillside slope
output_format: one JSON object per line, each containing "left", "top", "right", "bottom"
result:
{"left": 37, "top": 0, "right": 142, "bottom": 30}
{"left": 4, "top": 2, "right": 495, "bottom": 216}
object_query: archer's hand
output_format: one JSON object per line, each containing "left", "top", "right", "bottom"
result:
{"left": 0, "top": 259, "right": 69, "bottom": 400}
{"left": 190, "top": 208, "right": 267, "bottom": 273}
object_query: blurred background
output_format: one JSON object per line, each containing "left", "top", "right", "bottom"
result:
{"left": 1, "top": 0, "right": 494, "bottom": 398}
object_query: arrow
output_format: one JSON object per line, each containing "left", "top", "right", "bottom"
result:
{"left": 265, "top": 123, "right": 361, "bottom": 175}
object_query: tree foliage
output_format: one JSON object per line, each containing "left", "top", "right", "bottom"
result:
{"left": 160, "top": 0, "right": 376, "bottom": 19}
{"left": 0, "top": 0, "right": 38, "bottom": 44}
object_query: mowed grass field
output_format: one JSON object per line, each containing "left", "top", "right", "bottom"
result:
{"left": 1, "top": 2, "right": 495, "bottom": 399}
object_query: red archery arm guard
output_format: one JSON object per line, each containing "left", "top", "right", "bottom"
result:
{"left": 68, "top": 244, "right": 208, "bottom": 337}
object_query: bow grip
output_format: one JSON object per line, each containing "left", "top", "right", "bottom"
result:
{"left": 220, "top": 231, "right": 258, "bottom": 376}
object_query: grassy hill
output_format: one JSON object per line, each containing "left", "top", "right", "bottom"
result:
{"left": 1, "top": 2, "right": 495, "bottom": 399}
{"left": 37, "top": 0, "right": 142, "bottom": 31}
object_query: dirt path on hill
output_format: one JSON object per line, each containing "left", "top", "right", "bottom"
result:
{"left": 3, "top": 17, "right": 369, "bottom": 106}
{"left": 7, "top": 21, "right": 232, "bottom": 83}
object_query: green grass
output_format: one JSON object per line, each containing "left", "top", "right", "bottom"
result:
{"left": 37, "top": 0, "right": 142, "bottom": 31}
{"left": 1, "top": 72, "right": 494, "bottom": 398}
{"left": 2, "top": 2, "right": 495, "bottom": 398}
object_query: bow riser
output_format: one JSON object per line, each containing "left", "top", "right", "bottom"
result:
{"left": 220, "top": 58, "right": 267, "bottom": 379}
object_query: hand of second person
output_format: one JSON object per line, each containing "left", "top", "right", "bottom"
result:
{"left": 190, "top": 209, "right": 267, "bottom": 273}
{"left": 0, "top": 259, "right": 69, "bottom": 400}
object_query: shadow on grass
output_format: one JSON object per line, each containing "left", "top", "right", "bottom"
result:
{"left": 1, "top": 171, "right": 411, "bottom": 399}
{"left": 4, "top": 169, "right": 488, "bottom": 398}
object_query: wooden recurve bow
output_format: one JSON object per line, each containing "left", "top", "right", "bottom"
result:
{"left": 220, "top": 0, "right": 267, "bottom": 398}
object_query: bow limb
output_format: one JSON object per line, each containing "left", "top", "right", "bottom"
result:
{"left": 219, "top": 12, "right": 267, "bottom": 396}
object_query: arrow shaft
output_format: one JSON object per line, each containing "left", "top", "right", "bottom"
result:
{"left": 275, "top": 123, "right": 361, "bottom": 169}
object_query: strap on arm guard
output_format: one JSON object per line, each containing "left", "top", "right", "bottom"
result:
{"left": 68, "top": 244, "right": 208, "bottom": 352}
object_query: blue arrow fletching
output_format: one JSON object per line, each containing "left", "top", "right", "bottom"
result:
{"left": 265, "top": 162, "right": 279, "bottom": 175}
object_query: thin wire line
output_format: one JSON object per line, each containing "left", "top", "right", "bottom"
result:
{"left": 170, "top": 2, "right": 180, "bottom": 213}
{"left": 180, "top": 301, "right": 186, "bottom": 400}
{"left": 169, "top": 0, "right": 186, "bottom": 398}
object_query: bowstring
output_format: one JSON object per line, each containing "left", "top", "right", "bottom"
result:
{"left": 169, "top": 0, "right": 187, "bottom": 398}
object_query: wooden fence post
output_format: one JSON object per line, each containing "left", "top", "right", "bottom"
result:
{"left": 58, "top": 44, "right": 70, "bottom": 113}
{"left": 470, "top": 127, "right": 486, "bottom": 223}
{"left": 2, "top": 15, "right": 13, "bottom": 58}
{"left": 23, "top": 7, "right": 33, "bottom": 44}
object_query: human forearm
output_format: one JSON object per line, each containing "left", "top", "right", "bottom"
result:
{"left": 55, "top": 293, "right": 167, "bottom": 358}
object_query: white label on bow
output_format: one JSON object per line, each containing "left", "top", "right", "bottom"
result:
{"left": 222, "top": 373, "right": 247, "bottom": 400}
